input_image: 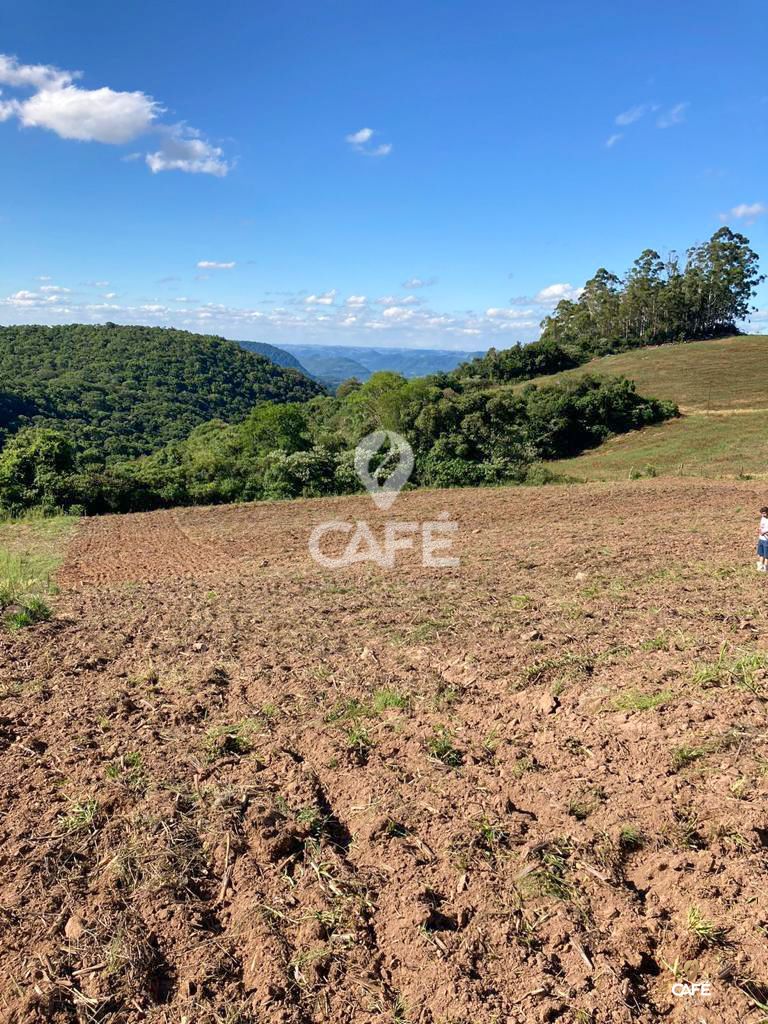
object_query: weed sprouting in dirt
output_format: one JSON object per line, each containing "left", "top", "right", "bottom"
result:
{"left": 671, "top": 744, "right": 709, "bottom": 772}
{"left": 371, "top": 687, "right": 409, "bottom": 713}
{"left": 482, "top": 728, "right": 500, "bottom": 758}
{"left": 567, "top": 800, "right": 591, "bottom": 822}
{"left": 567, "top": 785, "right": 606, "bottom": 821}
{"left": 518, "top": 840, "right": 577, "bottom": 902}
{"left": 204, "top": 719, "right": 261, "bottom": 762}
{"left": 432, "top": 681, "right": 462, "bottom": 709}
{"left": 730, "top": 776, "right": 752, "bottom": 799}
{"left": 613, "top": 689, "right": 675, "bottom": 712}
{"left": 618, "top": 825, "right": 645, "bottom": 852}
{"left": 665, "top": 807, "right": 707, "bottom": 850}
{"left": 516, "top": 652, "right": 593, "bottom": 690}
{"left": 473, "top": 817, "right": 510, "bottom": 862}
{"left": 110, "top": 813, "right": 208, "bottom": 899}
{"left": 686, "top": 905, "right": 727, "bottom": 946}
{"left": 511, "top": 754, "right": 538, "bottom": 777}
{"left": 327, "top": 688, "right": 410, "bottom": 725}
{"left": 392, "top": 617, "right": 453, "bottom": 646}
{"left": 693, "top": 645, "right": 768, "bottom": 695}
{"left": 345, "top": 722, "right": 372, "bottom": 761}
{"left": 671, "top": 728, "right": 746, "bottom": 772}
{"left": 59, "top": 798, "right": 99, "bottom": 834}
{"left": 325, "top": 697, "right": 368, "bottom": 723}
{"left": 106, "top": 751, "right": 148, "bottom": 792}
{"left": 5, "top": 595, "right": 52, "bottom": 630}
{"left": 574, "top": 1011, "right": 595, "bottom": 1024}
{"left": 426, "top": 726, "right": 463, "bottom": 767}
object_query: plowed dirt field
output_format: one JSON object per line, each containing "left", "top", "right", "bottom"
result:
{"left": 1, "top": 480, "right": 767, "bottom": 1024}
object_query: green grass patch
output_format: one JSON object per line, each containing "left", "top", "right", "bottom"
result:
{"left": 426, "top": 726, "right": 463, "bottom": 767}
{"left": 325, "top": 688, "right": 410, "bottom": 723}
{"left": 59, "top": 798, "right": 99, "bottom": 834}
{"left": 686, "top": 905, "right": 726, "bottom": 946}
{"left": 613, "top": 689, "right": 675, "bottom": 712}
{"left": 0, "top": 515, "right": 77, "bottom": 630}
{"left": 204, "top": 719, "right": 261, "bottom": 761}
{"left": 692, "top": 646, "right": 768, "bottom": 695}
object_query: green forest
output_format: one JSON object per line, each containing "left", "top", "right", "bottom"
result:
{"left": 0, "top": 369, "right": 675, "bottom": 515}
{"left": 0, "top": 324, "right": 323, "bottom": 460}
{"left": 0, "top": 228, "right": 762, "bottom": 518}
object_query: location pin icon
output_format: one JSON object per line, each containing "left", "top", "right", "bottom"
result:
{"left": 354, "top": 430, "right": 414, "bottom": 510}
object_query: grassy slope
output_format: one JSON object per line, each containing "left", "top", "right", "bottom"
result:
{"left": 523, "top": 335, "right": 768, "bottom": 479}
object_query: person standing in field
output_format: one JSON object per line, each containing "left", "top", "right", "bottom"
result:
{"left": 757, "top": 506, "right": 768, "bottom": 572}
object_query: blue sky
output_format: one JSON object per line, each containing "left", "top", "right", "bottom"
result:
{"left": 1, "top": 0, "right": 766, "bottom": 349}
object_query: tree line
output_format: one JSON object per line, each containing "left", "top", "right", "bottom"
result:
{"left": 454, "top": 227, "right": 764, "bottom": 385}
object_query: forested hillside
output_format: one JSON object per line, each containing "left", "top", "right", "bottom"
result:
{"left": 0, "top": 324, "right": 324, "bottom": 461}
{"left": 236, "top": 340, "right": 312, "bottom": 377}
{"left": 0, "top": 369, "right": 676, "bottom": 515}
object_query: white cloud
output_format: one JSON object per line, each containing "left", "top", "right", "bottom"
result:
{"left": 0, "top": 54, "right": 73, "bottom": 90}
{"left": 304, "top": 289, "right": 337, "bottom": 305}
{"left": 345, "top": 295, "right": 367, "bottom": 306}
{"left": 0, "top": 52, "right": 228, "bottom": 175}
{"left": 657, "top": 102, "right": 688, "bottom": 128}
{"left": 485, "top": 307, "right": 535, "bottom": 320}
{"left": 402, "top": 277, "right": 436, "bottom": 289}
{"left": 39, "top": 284, "right": 70, "bottom": 293}
{"left": 345, "top": 127, "right": 373, "bottom": 145}
{"left": 381, "top": 306, "right": 416, "bottom": 321}
{"left": 605, "top": 133, "right": 622, "bottom": 148}
{"left": 534, "top": 282, "right": 583, "bottom": 303}
{"left": 376, "top": 294, "right": 422, "bottom": 307}
{"left": 615, "top": 104, "right": 648, "bottom": 126}
{"left": 345, "top": 126, "right": 392, "bottom": 157}
{"left": 6, "top": 289, "right": 40, "bottom": 305}
{"left": 720, "top": 202, "right": 767, "bottom": 223}
{"left": 196, "top": 260, "right": 236, "bottom": 269}
{"left": 19, "top": 85, "right": 159, "bottom": 143}
{"left": 146, "top": 127, "right": 230, "bottom": 176}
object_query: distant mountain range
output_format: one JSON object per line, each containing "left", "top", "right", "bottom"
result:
{"left": 236, "top": 342, "right": 486, "bottom": 388}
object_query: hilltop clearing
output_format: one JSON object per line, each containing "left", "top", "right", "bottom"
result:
{"left": 520, "top": 335, "right": 768, "bottom": 479}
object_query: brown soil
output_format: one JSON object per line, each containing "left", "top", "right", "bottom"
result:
{"left": 1, "top": 479, "right": 768, "bottom": 1024}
